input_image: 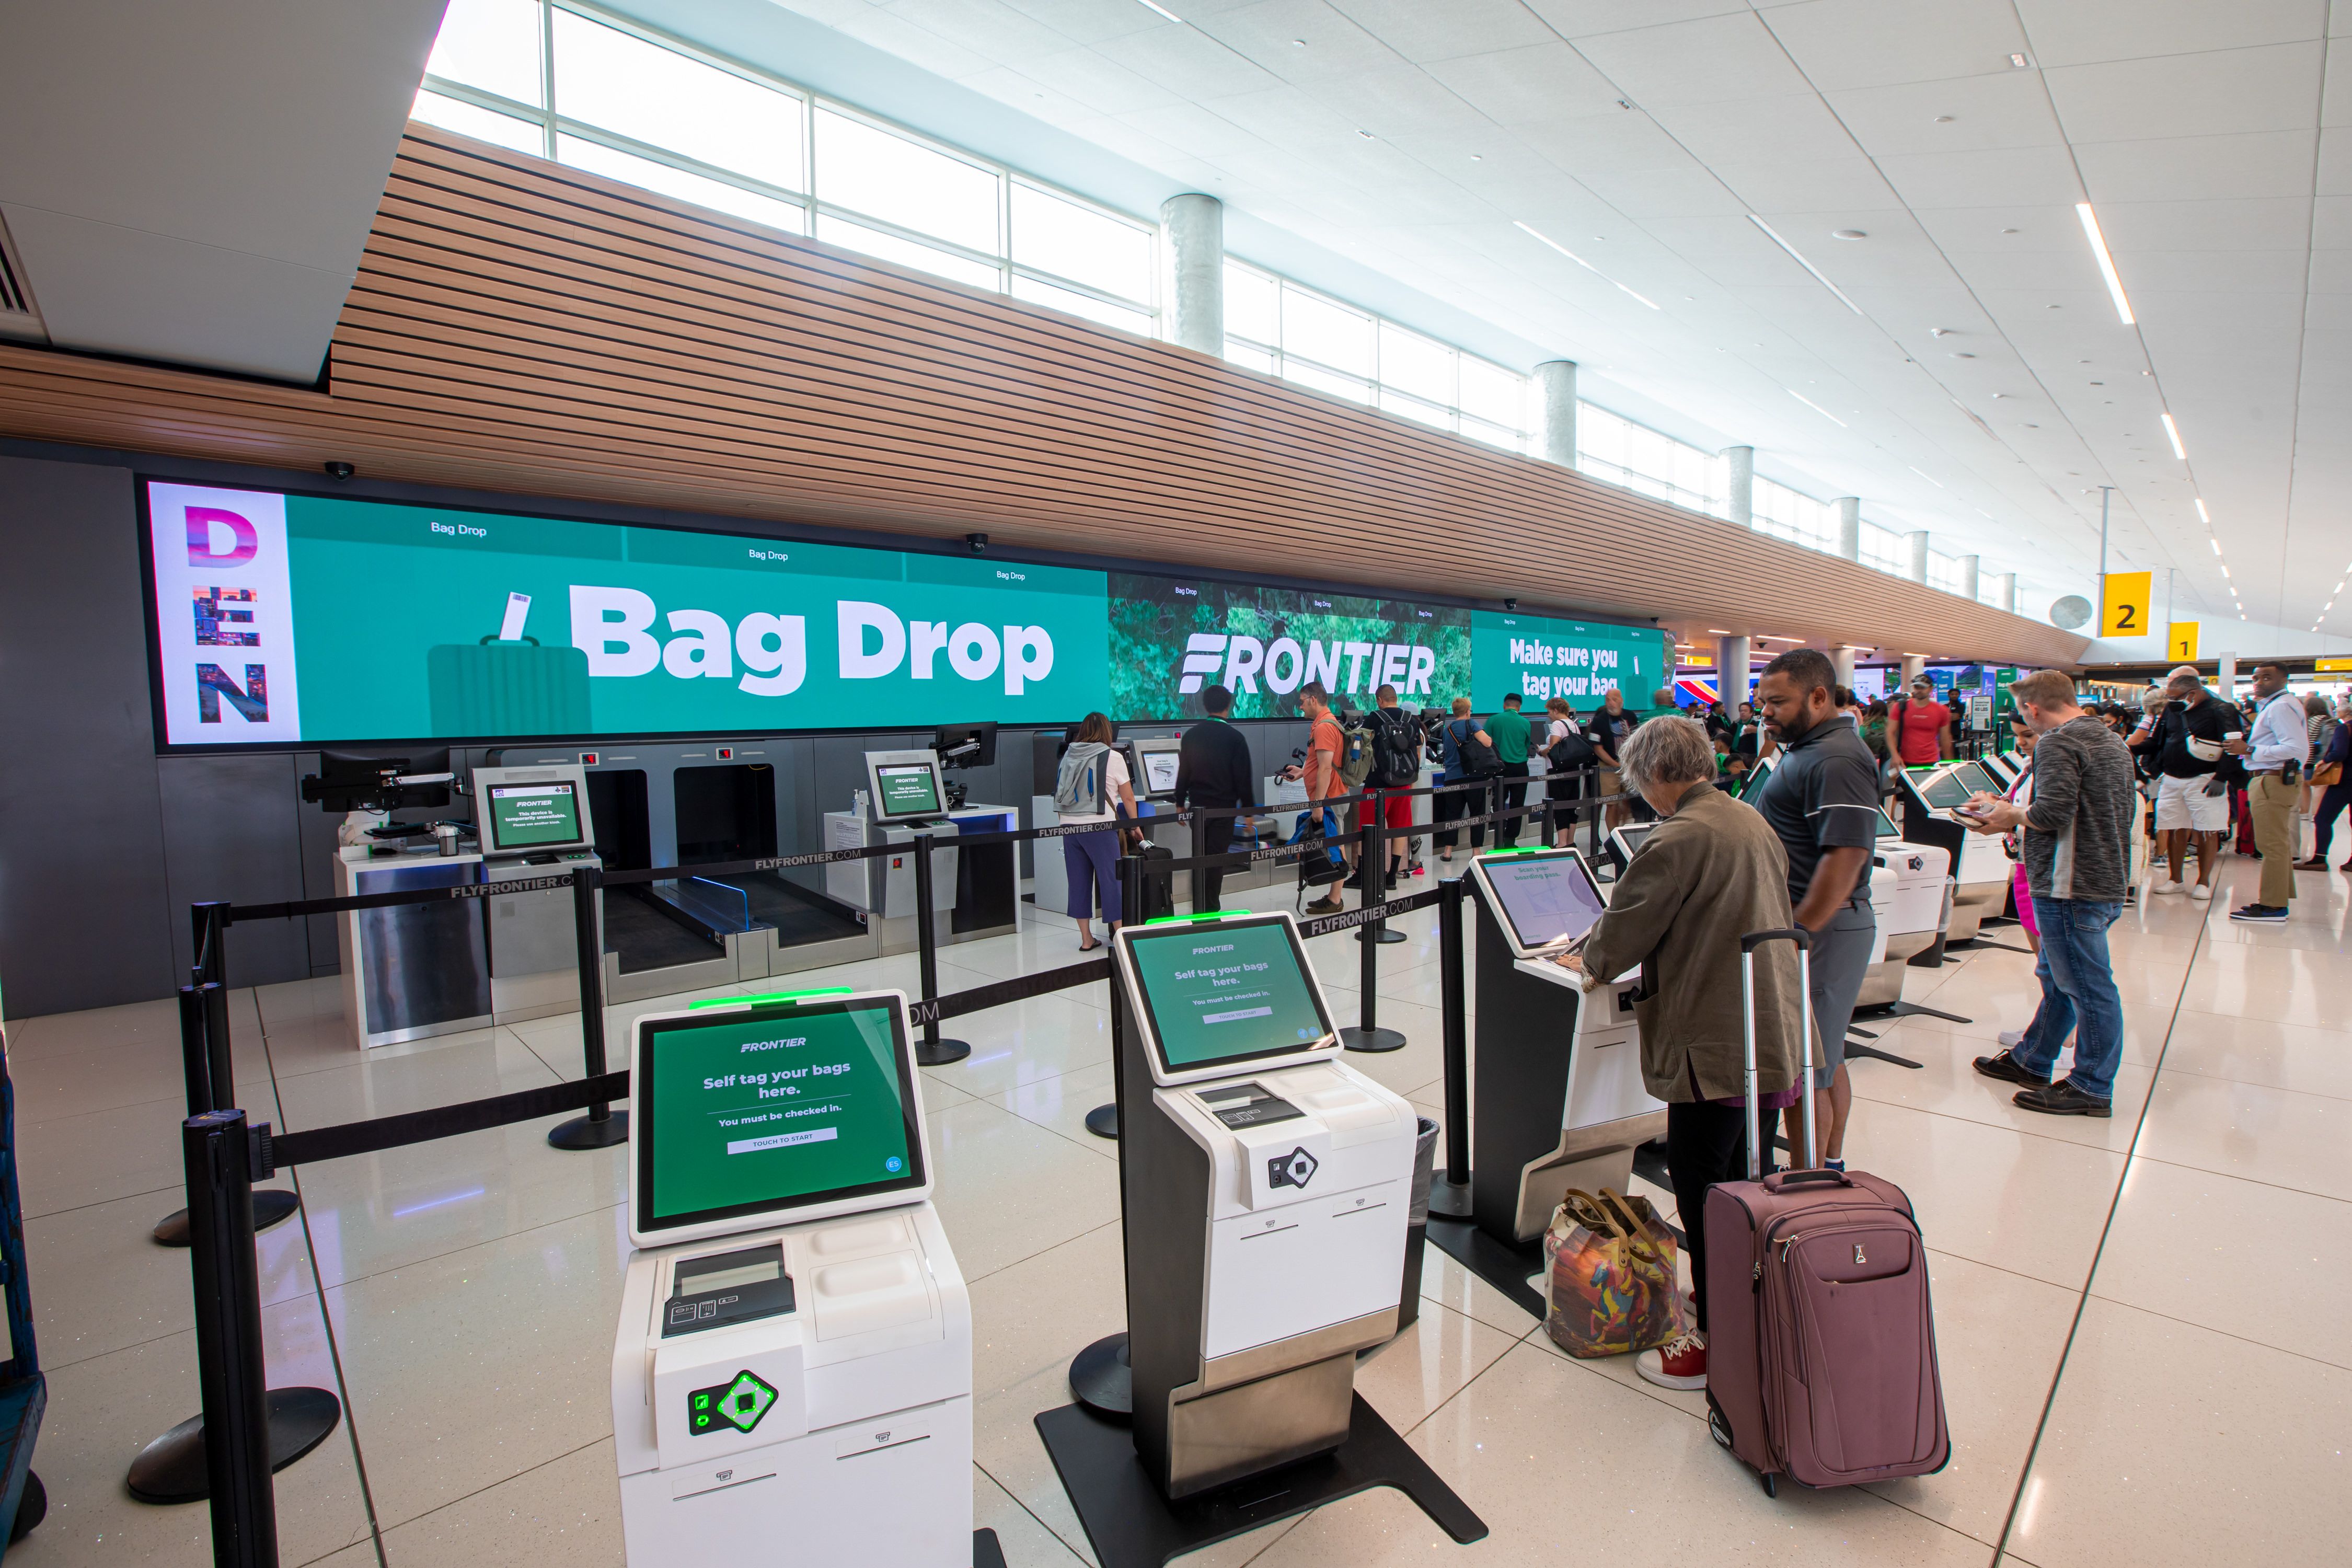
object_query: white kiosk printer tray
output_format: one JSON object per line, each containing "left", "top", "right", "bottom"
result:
{"left": 610, "top": 987, "right": 984, "bottom": 1566}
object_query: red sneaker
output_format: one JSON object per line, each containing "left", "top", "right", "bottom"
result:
{"left": 1636, "top": 1330, "right": 1707, "bottom": 1390}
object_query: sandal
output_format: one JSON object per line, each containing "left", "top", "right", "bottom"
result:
{"left": 1078, "top": 937, "right": 1101, "bottom": 952}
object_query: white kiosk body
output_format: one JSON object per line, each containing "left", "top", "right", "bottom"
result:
{"left": 1899, "top": 762, "right": 2011, "bottom": 940}
{"left": 612, "top": 987, "right": 973, "bottom": 1565}
{"left": 824, "top": 751, "right": 962, "bottom": 920}
{"left": 1112, "top": 911, "right": 1415, "bottom": 1498}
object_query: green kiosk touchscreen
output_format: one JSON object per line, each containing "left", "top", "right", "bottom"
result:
{"left": 636, "top": 997, "right": 924, "bottom": 1236}
{"left": 486, "top": 781, "right": 584, "bottom": 851}
{"left": 1920, "top": 770, "right": 1978, "bottom": 812}
{"left": 1123, "top": 918, "right": 1335, "bottom": 1077}
{"left": 874, "top": 764, "right": 942, "bottom": 819}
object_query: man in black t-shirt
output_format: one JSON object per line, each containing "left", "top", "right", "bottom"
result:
{"left": 1753, "top": 649, "right": 1882, "bottom": 1172}
{"left": 2141, "top": 666, "right": 2238, "bottom": 900}
{"left": 1174, "top": 683, "right": 1258, "bottom": 912}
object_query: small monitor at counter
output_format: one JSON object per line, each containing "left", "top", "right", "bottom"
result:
{"left": 1875, "top": 808, "right": 1903, "bottom": 839}
{"left": 1116, "top": 912, "right": 1338, "bottom": 1086}
{"left": 629, "top": 989, "right": 929, "bottom": 1247}
{"left": 1470, "top": 848, "right": 1609, "bottom": 958}
{"left": 1135, "top": 738, "right": 1182, "bottom": 800}
{"left": 471, "top": 764, "right": 593, "bottom": 855}
{"left": 863, "top": 750, "right": 948, "bottom": 822}
{"left": 932, "top": 721, "right": 997, "bottom": 770}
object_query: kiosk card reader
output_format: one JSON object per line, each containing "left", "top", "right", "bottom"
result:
{"left": 1110, "top": 911, "right": 1415, "bottom": 1498}
{"left": 612, "top": 987, "right": 979, "bottom": 1565}
{"left": 1457, "top": 848, "right": 1666, "bottom": 1253}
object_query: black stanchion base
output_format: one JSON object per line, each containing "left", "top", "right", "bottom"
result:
{"left": 1083, "top": 1102, "right": 1120, "bottom": 1140}
{"left": 973, "top": 1527, "right": 1006, "bottom": 1568}
{"left": 1034, "top": 1393, "right": 1485, "bottom": 1568}
{"left": 1854, "top": 1000, "right": 1973, "bottom": 1027}
{"left": 547, "top": 1110, "right": 629, "bottom": 1150}
{"left": 1847, "top": 1041, "right": 1927, "bottom": 1069}
{"left": 153, "top": 1187, "right": 300, "bottom": 1248}
{"left": 1068, "top": 1332, "right": 1132, "bottom": 1416}
{"left": 1339, "top": 1027, "right": 1408, "bottom": 1053}
{"left": 1426, "top": 1178, "right": 1474, "bottom": 1220}
{"left": 917, "top": 1036, "right": 973, "bottom": 1067}
{"left": 1355, "top": 924, "right": 1409, "bottom": 945}
{"left": 1424, "top": 1215, "right": 1546, "bottom": 1320}
{"left": 126, "top": 1386, "right": 343, "bottom": 1505}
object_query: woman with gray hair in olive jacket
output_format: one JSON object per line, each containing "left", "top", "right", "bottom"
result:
{"left": 1557, "top": 714, "right": 1806, "bottom": 1395}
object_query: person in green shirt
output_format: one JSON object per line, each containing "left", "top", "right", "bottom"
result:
{"left": 1487, "top": 692, "right": 1532, "bottom": 846}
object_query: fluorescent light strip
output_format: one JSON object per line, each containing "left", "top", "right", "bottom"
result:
{"left": 1512, "top": 221, "right": 1659, "bottom": 309}
{"left": 1908, "top": 466, "right": 1944, "bottom": 488}
{"left": 2074, "top": 203, "right": 2135, "bottom": 325}
{"left": 1748, "top": 214, "right": 1863, "bottom": 315}
{"left": 2194, "top": 499, "right": 2210, "bottom": 525}
{"left": 1788, "top": 388, "right": 1848, "bottom": 427}
{"left": 2160, "top": 412, "right": 2185, "bottom": 459}
{"left": 2209, "top": 538, "right": 2222, "bottom": 555}
{"left": 1134, "top": 0, "right": 1183, "bottom": 20}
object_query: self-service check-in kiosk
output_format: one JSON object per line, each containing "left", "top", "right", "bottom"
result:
{"left": 1898, "top": 762, "right": 2011, "bottom": 941}
{"left": 824, "top": 751, "right": 971, "bottom": 938}
{"left": 1859, "top": 807, "right": 1952, "bottom": 1008}
{"left": 473, "top": 764, "right": 605, "bottom": 1020}
{"left": 1442, "top": 848, "right": 1666, "bottom": 1302}
{"left": 611, "top": 986, "right": 988, "bottom": 1565}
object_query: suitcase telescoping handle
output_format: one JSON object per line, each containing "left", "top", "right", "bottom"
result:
{"left": 1738, "top": 927, "right": 1816, "bottom": 1181}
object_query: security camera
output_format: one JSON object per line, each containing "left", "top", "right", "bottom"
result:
{"left": 1503, "top": 597, "right": 1519, "bottom": 612}
{"left": 324, "top": 460, "right": 355, "bottom": 480}
{"left": 966, "top": 532, "right": 989, "bottom": 553}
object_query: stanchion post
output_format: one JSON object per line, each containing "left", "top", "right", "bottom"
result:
{"left": 157, "top": 979, "right": 297, "bottom": 1245}
{"left": 179, "top": 984, "right": 217, "bottom": 1119}
{"left": 548, "top": 866, "right": 627, "bottom": 1150}
{"left": 910, "top": 832, "right": 971, "bottom": 1066}
{"left": 192, "top": 901, "right": 230, "bottom": 987}
{"left": 1356, "top": 787, "right": 1405, "bottom": 948}
{"left": 1428, "top": 877, "right": 1473, "bottom": 1218}
{"left": 1343, "top": 790, "right": 1407, "bottom": 1052}
{"left": 1083, "top": 852, "right": 1145, "bottom": 1142}
{"left": 184, "top": 1110, "right": 279, "bottom": 1568}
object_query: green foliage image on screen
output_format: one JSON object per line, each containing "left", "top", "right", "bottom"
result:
{"left": 1128, "top": 921, "right": 1329, "bottom": 1069}
{"left": 487, "top": 783, "right": 581, "bottom": 849}
{"left": 649, "top": 1008, "right": 912, "bottom": 1223}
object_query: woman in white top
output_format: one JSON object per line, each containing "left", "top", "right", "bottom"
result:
{"left": 1059, "top": 711, "right": 1139, "bottom": 951}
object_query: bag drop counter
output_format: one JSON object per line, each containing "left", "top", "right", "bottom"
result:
{"left": 610, "top": 987, "right": 978, "bottom": 1565}
{"left": 1109, "top": 911, "right": 1416, "bottom": 1498}
{"left": 825, "top": 751, "right": 1019, "bottom": 954}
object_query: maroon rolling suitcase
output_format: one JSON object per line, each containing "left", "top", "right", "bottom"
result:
{"left": 1702, "top": 928, "right": 1950, "bottom": 1496}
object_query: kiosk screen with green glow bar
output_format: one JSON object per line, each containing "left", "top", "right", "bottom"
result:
{"left": 873, "top": 763, "right": 942, "bottom": 818}
{"left": 1124, "top": 917, "right": 1334, "bottom": 1075}
{"left": 485, "top": 781, "right": 583, "bottom": 851}
{"left": 636, "top": 997, "right": 923, "bottom": 1235}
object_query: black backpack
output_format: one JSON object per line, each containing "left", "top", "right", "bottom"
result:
{"left": 1449, "top": 719, "right": 1503, "bottom": 778}
{"left": 1367, "top": 708, "right": 1421, "bottom": 788}
{"left": 1547, "top": 722, "right": 1598, "bottom": 773}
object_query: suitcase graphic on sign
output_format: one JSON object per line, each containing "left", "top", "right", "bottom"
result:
{"left": 425, "top": 592, "right": 593, "bottom": 737}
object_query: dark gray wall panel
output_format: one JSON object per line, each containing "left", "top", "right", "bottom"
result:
{"left": 0, "top": 456, "right": 177, "bottom": 1016}
{"left": 156, "top": 753, "right": 310, "bottom": 988}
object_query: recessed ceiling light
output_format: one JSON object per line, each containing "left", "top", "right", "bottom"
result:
{"left": 2002, "top": 227, "right": 2020, "bottom": 234}
{"left": 1470, "top": 153, "right": 1482, "bottom": 161}
{"left": 1357, "top": 129, "right": 1374, "bottom": 139}
{"left": 2161, "top": 412, "right": 2186, "bottom": 458}
{"left": 1952, "top": 351, "right": 1976, "bottom": 358}
{"left": 1292, "top": 37, "right": 1306, "bottom": 45}
{"left": 1935, "top": 116, "right": 1956, "bottom": 124}
{"left": 2010, "top": 52, "right": 2031, "bottom": 68}
{"left": 1833, "top": 229, "right": 1866, "bottom": 239}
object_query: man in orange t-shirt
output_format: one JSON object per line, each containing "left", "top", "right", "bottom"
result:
{"left": 1892, "top": 677, "right": 1954, "bottom": 766}
{"left": 1297, "top": 682, "right": 1348, "bottom": 915}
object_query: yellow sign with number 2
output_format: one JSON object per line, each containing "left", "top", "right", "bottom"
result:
{"left": 2101, "top": 572, "right": 2153, "bottom": 638}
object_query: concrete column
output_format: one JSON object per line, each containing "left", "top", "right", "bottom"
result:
{"left": 1993, "top": 572, "right": 2016, "bottom": 614}
{"left": 1903, "top": 529, "right": 1930, "bottom": 584}
{"left": 1900, "top": 653, "right": 1927, "bottom": 687}
{"left": 1830, "top": 645, "right": 1856, "bottom": 690}
{"left": 1532, "top": 361, "right": 1578, "bottom": 468}
{"left": 1959, "top": 555, "right": 1979, "bottom": 600}
{"left": 2217, "top": 652, "right": 2238, "bottom": 701}
{"left": 1160, "top": 193, "right": 1223, "bottom": 355}
{"left": 1724, "top": 445, "right": 1753, "bottom": 527}
{"left": 1835, "top": 497, "right": 1861, "bottom": 561}
{"left": 1716, "top": 635, "right": 1751, "bottom": 708}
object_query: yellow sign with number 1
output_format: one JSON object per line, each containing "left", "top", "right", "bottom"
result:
{"left": 2101, "top": 571, "right": 2154, "bottom": 637}
{"left": 2169, "top": 622, "right": 2199, "bottom": 662}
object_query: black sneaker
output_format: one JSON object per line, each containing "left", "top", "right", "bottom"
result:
{"left": 2013, "top": 1079, "right": 2112, "bottom": 1117}
{"left": 2229, "top": 903, "right": 2289, "bottom": 923}
{"left": 1304, "top": 893, "right": 1345, "bottom": 916}
{"left": 1974, "top": 1050, "right": 2049, "bottom": 1088}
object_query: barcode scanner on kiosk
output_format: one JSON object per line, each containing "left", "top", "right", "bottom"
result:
{"left": 1103, "top": 909, "right": 1419, "bottom": 1499}
{"left": 610, "top": 987, "right": 982, "bottom": 1566}
{"left": 1437, "top": 847, "right": 1667, "bottom": 1296}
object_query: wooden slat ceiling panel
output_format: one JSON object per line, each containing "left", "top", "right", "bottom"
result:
{"left": 0, "top": 126, "right": 2088, "bottom": 668}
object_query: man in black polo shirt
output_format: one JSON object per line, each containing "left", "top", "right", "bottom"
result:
{"left": 1172, "top": 683, "right": 1257, "bottom": 913}
{"left": 1753, "top": 648, "right": 1881, "bottom": 1172}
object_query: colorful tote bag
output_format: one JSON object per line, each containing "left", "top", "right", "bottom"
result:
{"left": 1542, "top": 1187, "right": 1683, "bottom": 1359}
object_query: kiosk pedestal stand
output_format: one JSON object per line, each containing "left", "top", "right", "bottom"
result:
{"left": 1038, "top": 907, "right": 1484, "bottom": 1566}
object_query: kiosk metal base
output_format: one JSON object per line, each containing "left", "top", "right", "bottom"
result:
{"left": 1340, "top": 1027, "right": 1407, "bottom": 1053}
{"left": 1426, "top": 1178, "right": 1474, "bottom": 1220}
{"left": 1035, "top": 1393, "right": 1485, "bottom": 1568}
{"left": 1423, "top": 1215, "right": 1546, "bottom": 1320}
{"left": 1085, "top": 1103, "right": 1120, "bottom": 1140}
{"left": 917, "top": 1036, "right": 973, "bottom": 1066}
{"left": 547, "top": 1109, "right": 629, "bottom": 1150}
{"left": 972, "top": 1528, "right": 1007, "bottom": 1568}
{"left": 153, "top": 1188, "right": 299, "bottom": 1248}
{"left": 1068, "top": 1332, "right": 1133, "bottom": 1416}
{"left": 125, "top": 1387, "right": 342, "bottom": 1504}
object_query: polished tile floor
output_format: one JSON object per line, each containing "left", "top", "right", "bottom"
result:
{"left": 7, "top": 845, "right": 2348, "bottom": 1566}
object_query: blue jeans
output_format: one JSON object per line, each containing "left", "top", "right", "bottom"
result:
{"left": 2012, "top": 898, "right": 2124, "bottom": 1102}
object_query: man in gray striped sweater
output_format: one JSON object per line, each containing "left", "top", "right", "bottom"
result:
{"left": 1957, "top": 670, "right": 2136, "bottom": 1117}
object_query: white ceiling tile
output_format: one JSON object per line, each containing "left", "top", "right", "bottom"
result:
{"left": 2314, "top": 249, "right": 2352, "bottom": 292}
{"left": 1419, "top": 42, "right": 1627, "bottom": 124}
{"left": 1875, "top": 144, "right": 2085, "bottom": 206}
{"left": 2321, "top": 126, "right": 2352, "bottom": 193}
{"left": 1093, "top": 15, "right": 1293, "bottom": 97}
{"left": 1113, "top": 98, "right": 1271, "bottom": 157}
{"left": 2096, "top": 197, "right": 2315, "bottom": 252}
{"left": 1515, "top": 109, "right": 1691, "bottom": 172}
{"left": 1325, "top": 0, "right": 1556, "bottom": 62}
{"left": 827, "top": 6, "right": 999, "bottom": 79}
{"left": 2076, "top": 129, "right": 2320, "bottom": 202}
{"left": 1302, "top": 65, "right": 1492, "bottom": 137}
{"left": 1763, "top": 0, "right": 2029, "bottom": 91}
{"left": 1012, "top": 44, "right": 1190, "bottom": 111}
{"left": 2013, "top": 0, "right": 2326, "bottom": 68}
{"left": 2044, "top": 42, "right": 2325, "bottom": 143}
{"left": 1910, "top": 203, "right": 2083, "bottom": 252}
{"left": 998, "top": 0, "right": 1173, "bottom": 46}
{"left": 1825, "top": 71, "right": 2068, "bottom": 157}
{"left": 1571, "top": 13, "right": 1814, "bottom": 109}
{"left": 1573, "top": 158, "right": 1748, "bottom": 218}
{"left": 884, "top": 0, "right": 1073, "bottom": 59}
{"left": 1521, "top": 0, "right": 1749, "bottom": 41}
{"left": 1709, "top": 157, "right": 1905, "bottom": 212}
{"left": 2123, "top": 248, "right": 2314, "bottom": 292}
{"left": 1184, "top": 0, "right": 1399, "bottom": 83}
{"left": 1646, "top": 93, "right": 1861, "bottom": 165}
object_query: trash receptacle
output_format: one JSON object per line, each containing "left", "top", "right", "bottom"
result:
{"left": 1398, "top": 1116, "right": 1439, "bottom": 1332}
